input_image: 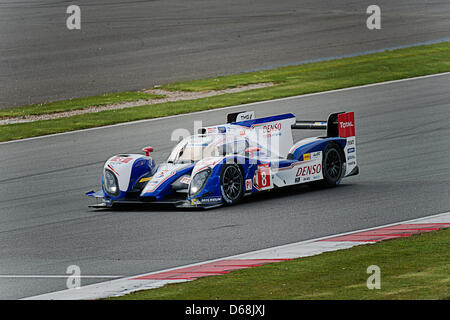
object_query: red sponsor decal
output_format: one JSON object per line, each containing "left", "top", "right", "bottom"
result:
{"left": 245, "top": 179, "right": 252, "bottom": 191}
{"left": 255, "top": 163, "right": 272, "bottom": 189}
{"left": 180, "top": 177, "right": 191, "bottom": 184}
{"left": 296, "top": 164, "right": 322, "bottom": 177}
{"left": 338, "top": 112, "right": 355, "bottom": 138}
{"left": 110, "top": 156, "right": 134, "bottom": 163}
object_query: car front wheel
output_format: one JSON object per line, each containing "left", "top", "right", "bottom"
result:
{"left": 220, "top": 163, "right": 244, "bottom": 205}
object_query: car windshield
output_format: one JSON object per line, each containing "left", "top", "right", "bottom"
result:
{"left": 167, "top": 134, "right": 280, "bottom": 164}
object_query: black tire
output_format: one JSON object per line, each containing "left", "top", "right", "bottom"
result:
{"left": 321, "top": 143, "right": 345, "bottom": 187}
{"left": 220, "top": 163, "right": 244, "bottom": 205}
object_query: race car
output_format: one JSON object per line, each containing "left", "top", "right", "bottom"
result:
{"left": 86, "top": 111, "right": 358, "bottom": 209}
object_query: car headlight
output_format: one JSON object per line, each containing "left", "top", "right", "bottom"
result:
{"left": 104, "top": 169, "right": 120, "bottom": 196}
{"left": 189, "top": 168, "right": 211, "bottom": 196}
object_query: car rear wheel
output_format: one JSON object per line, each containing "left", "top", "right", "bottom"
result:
{"left": 220, "top": 163, "right": 244, "bottom": 205}
{"left": 322, "top": 143, "right": 344, "bottom": 187}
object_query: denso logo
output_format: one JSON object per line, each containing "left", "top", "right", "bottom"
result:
{"left": 296, "top": 164, "right": 322, "bottom": 177}
{"left": 340, "top": 121, "right": 354, "bottom": 129}
{"left": 263, "top": 123, "right": 282, "bottom": 133}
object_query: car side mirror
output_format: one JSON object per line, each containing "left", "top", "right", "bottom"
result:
{"left": 142, "top": 146, "right": 154, "bottom": 156}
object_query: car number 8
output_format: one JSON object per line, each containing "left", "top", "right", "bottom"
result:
{"left": 257, "top": 164, "right": 271, "bottom": 189}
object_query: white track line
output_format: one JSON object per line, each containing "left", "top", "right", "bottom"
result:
{"left": 2, "top": 71, "right": 450, "bottom": 146}
{"left": 23, "top": 210, "right": 450, "bottom": 300}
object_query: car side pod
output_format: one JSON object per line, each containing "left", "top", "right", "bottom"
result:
{"left": 290, "top": 111, "right": 359, "bottom": 178}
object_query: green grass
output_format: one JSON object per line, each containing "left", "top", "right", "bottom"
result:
{"left": 109, "top": 228, "right": 450, "bottom": 300}
{"left": 162, "top": 42, "right": 450, "bottom": 92}
{"left": 0, "top": 91, "right": 165, "bottom": 118}
{"left": 1, "top": 42, "right": 450, "bottom": 142}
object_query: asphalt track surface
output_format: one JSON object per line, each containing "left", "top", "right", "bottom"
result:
{"left": 0, "top": 73, "right": 449, "bottom": 299}
{"left": 1, "top": 0, "right": 450, "bottom": 108}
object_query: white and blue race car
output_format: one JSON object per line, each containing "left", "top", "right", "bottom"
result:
{"left": 87, "top": 111, "right": 358, "bottom": 209}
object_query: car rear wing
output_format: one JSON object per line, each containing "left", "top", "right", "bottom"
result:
{"left": 291, "top": 111, "right": 355, "bottom": 138}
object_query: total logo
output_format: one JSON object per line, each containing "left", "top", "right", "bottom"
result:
{"left": 296, "top": 163, "right": 322, "bottom": 177}
{"left": 340, "top": 121, "right": 354, "bottom": 129}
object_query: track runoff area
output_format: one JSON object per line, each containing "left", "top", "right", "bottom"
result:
{"left": 25, "top": 212, "right": 450, "bottom": 310}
